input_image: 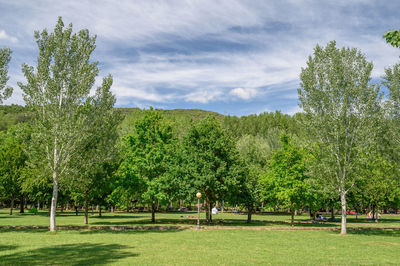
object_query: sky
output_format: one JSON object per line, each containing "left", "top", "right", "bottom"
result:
{"left": 0, "top": 0, "right": 399, "bottom": 116}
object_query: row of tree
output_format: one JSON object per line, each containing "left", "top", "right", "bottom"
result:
{"left": 1, "top": 18, "right": 400, "bottom": 235}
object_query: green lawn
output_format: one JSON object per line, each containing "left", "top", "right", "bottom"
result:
{"left": 1, "top": 209, "right": 399, "bottom": 265}
{"left": 0, "top": 228, "right": 399, "bottom": 265}
{"left": 0, "top": 209, "right": 399, "bottom": 229}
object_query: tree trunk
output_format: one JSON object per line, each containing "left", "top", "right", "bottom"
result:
{"left": 247, "top": 206, "right": 253, "bottom": 224}
{"left": 151, "top": 203, "right": 156, "bottom": 223}
{"left": 205, "top": 200, "right": 210, "bottom": 224}
{"left": 331, "top": 207, "right": 335, "bottom": 220}
{"left": 19, "top": 197, "right": 24, "bottom": 213}
{"left": 209, "top": 202, "right": 213, "bottom": 223}
{"left": 50, "top": 174, "right": 58, "bottom": 232}
{"left": 374, "top": 204, "right": 378, "bottom": 223}
{"left": 99, "top": 206, "right": 102, "bottom": 217}
{"left": 340, "top": 191, "right": 347, "bottom": 235}
{"left": 221, "top": 201, "right": 224, "bottom": 213}
{"left": 10, "top": 198, "right": 14, "bottom": 215}
{"left": 84, "top": 193, "right": 89, "bottom": 225}
{"left": 291, "top": 208, "right": 294, "bottom": 227}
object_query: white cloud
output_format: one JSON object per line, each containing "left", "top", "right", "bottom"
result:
{"left": 0, "top": 29, "right": 18, "bottom": 43}
{"left": 2, "top": 1, "right": 400, "bottom": 113}
{"left": 230, "top": 87, "right": 259, "bottom": 100}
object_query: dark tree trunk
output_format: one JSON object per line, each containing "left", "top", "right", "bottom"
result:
{"left": 247, "top": 206, "right": 253, "bottom": 223}
{"left": 20, "top": 197, "right": 25, "bottom": 213}
{"left": 205, "top": 200, "right": 210, "bottom": 224}
{"left": 151, "top": 203, "right": 156, "bottom": 223}
{"left": 10, "top": 198, "right": 14, "bottom": 215}
{"left": 84, "top": 193, "right": 89, "bottom": 225}
{"left": 209, "top": 202, "right": 213, "bottom": 223}
{"left": 331, "top": 207, "right": 335, "bottom": 220}
{"left": 290, "top": 203, "right": 294, "bottom": 227}
{"left": 99, "top": 206, "right": 102, "bottom": 217}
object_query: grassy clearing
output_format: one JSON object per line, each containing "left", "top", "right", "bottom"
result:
{"left": 0, "top": 228, "right": 400, "bottom": 265}
{"left": 0, "top": 209, "right": 399, "bottom": 229}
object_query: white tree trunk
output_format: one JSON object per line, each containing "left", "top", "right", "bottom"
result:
{"left": 340, "top": 190, "right": 347, "bottom": 235}
{"left": 50, "top": 171, "right": 58, "bottom": 232}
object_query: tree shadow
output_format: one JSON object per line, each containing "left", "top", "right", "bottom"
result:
{"left": 347, "top": 218, "right": 400, "bottom": 224}
{"left": 0, "top": 245, "right": 18, "bottom": 252}
{"left": 0, "top": 243, "right": 138, "bottom": 265}
{"left": 347, "top": 229, "right": 400, "bottom": 237}
{"left": 79, "top": 228, "right": 186, "bottom": 235}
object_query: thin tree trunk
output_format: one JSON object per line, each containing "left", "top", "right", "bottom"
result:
{"left": 151, "top": 203, "right": 156, "bottom": 223}
{"left": 247, "top": 206, "right": 253, "bottom": 223}
{"left": 340, "top": 191, "right": 347, "bottom": 235}
{"left": 209, "top": 202, "right": 212, "bottom": 223}
{"left": 10, "top": 198, "right": 14, "bottom": 215}
{"left": 205, "top": 199, "right": 210, "bottom": 224}
{"left": 291, "top": 208, "right": 294, "bottom": 227}
{"left": 50, "top": 173, "right": 58, "bottom": 232}
{"left": 19, "top": 197, "right": 24, "bottom": 213}
{"left": 331, "top": 207, "right": 335, "bottom": 220}
{"left": 84, "top": 193, "right": 89, "bottom": 225}
{"left": 99, "top": 206, "right": 102, "bottom": 217}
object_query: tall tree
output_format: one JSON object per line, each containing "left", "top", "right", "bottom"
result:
{"left": 118, "top": 108, "right": 173, "bottom": 223}
{"left": 261, "top": 134, "right": 309, "bottom": 226}
{"left": 236, "top": 134, "right": 270, "bottom": 223}
{"left": 298, "top": 41, "right": 382, "bottom": 234}
{"left": 0, "top": 47, "right": 12, "bottom": 104}
{"left": 182, "top": 116, "right": 241, "bottom": 224}
{"left": 69, "top": 80, "right": 121, "bottom": 224}
{"left": 18, "top": 17, "right": 111, "bottom": 231}
{"left": 0, "top": 128, "right": 26, "bottom": 215}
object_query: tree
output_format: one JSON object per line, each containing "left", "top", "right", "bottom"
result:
{"left": 0, "top": 127, "right": 27, "bottom": 215}
{"left": 298, "top": 41, "right": 382, "bottom": 234}
{"left": 261, "top": 134, "right": 309, "bottom": 226}
{"left": 68, "top": 80, "right": 121, "bottom": 224}
{"left": 118, "top": 108, "right": 173, "bottom": 223}
{"left": 0, "top": 47, "right": 12, "bottom": 104}
{"left": 18, "top": 17, "right": 112, "bottom": 231}
{"left": 383, "top": 30, "right": 400, "bottom": 48}
{"left": 182, "top": 116, "right": 241, "bottom": 224}
{"left": 236, "top": 134, "right": 270, "bottom": 223}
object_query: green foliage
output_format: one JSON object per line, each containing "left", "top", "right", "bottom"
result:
{"left": 298, "top": 40, "right": 382, "bottom": 233}
{"left": 0, "top": 47, "right": 13, "bottom": 104}
{"left": 0, "top": 127, "right": 27, "bottom": 212}
{"left": 235, "top": 134, "right": 270, "bottom": 221}
{"left": 261, "top": 134, "right": 309, "bottom": 225}
{"left": 118, "top": 108, "right": 174, "bottom": 221}
{"left": 18, "top": 17, "right": 114, "bottom": 230}
{"left": 181, "top": 116, "right": 242, "bottom": 222}
{"left": 383, "top": 30, "right": 400, "bottom": 48}
{"left": 0, "top": 105, "right": 29, "bottom": 131}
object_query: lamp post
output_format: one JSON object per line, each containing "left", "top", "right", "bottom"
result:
{"left": 196, "top": 192, "right": 202, "bottom": 230}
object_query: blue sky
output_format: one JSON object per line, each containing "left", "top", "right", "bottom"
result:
{"left": 1, "top": 0, "right": 399, "bottom": 116}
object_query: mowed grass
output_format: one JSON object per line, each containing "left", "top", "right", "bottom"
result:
{"left": 0, "top": 228, "right": 400, "bottom": 265}
{"left": 0, "top": 209, "right": 399, "bottom": 229}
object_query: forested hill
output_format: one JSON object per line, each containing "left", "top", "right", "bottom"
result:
{"left": 0, "top": 105, "right": 301, "bottom": 140}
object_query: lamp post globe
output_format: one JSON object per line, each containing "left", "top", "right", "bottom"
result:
{"left": 196, "top": 192, "right": 202, "bottom": 199}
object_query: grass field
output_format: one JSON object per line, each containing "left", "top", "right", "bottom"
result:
{"left": 1, "top": 228, "right": 400, "bottom": 265}
{"left": 0, "top": 209, "right": 399, "bottom": 229}
{"left": 1, "top": 209, "right": 400, "bottom": 265}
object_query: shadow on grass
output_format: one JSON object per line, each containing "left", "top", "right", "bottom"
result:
{"left": 0, "top": 245, "right": 18, "bottom": 252}
{"left": 346, "top": 218, "right": 400, "bottom": 224}
{"left": 347, "top": 229, "right": 400, "bottom": 237}
{"left": 90, "top": 218, "right": 339, "bottom": 228}
{"left": 79, "top": 228, "right": 186, "bottom": 235}
{"left": 0, "top": 243, "right": 137, "bottom": 265}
